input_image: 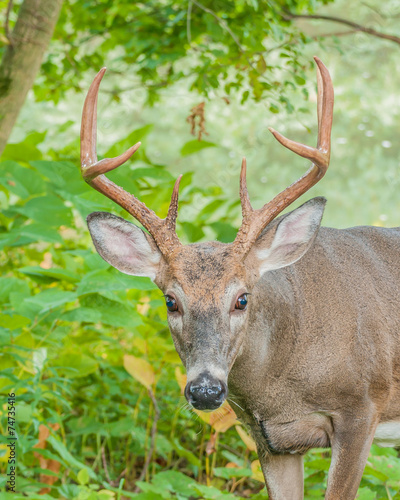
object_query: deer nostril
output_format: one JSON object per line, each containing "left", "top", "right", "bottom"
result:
{"left": 185, "top": 374, "right": 228, "bottom": 411}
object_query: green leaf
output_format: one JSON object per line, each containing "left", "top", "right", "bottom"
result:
{"left": 77, "top": 468, "right": 89, "bottom": 485}
{"left": 129, "top": 167, "right": 174, "bottom": 181}
{"left": 370, "top": 444, "right": 397, "bottom": 457}
{"left": 210, "top": 222, "right": 237, "bottom": 243}
{"left": 181, "top": 222, "right": 205, "bottom": 243}
{"left": 52, "top": 352, "right": 99, "bottom": 378}
{"left": 269, "top": 103, "right": 279, "bottom": 114}
{"left": 135, "top": 481, "right": 172, "bottom": 499}
{"left": 61, "top": 307, "right": 102, "bottom": 324}
{"left": 0, "top": 161, "right": 46, "bottom": 198}
{"left": 19, "top": 266, "right": 79, "bottom": 283}
{"left": 197, "top": 199, "right": 225, "bottom": 221}
{"left": 1, "top": 132, "right": 45, "bottom": 162}
{"left": 180, "top": 140, "right": 217, "bottom": 157}
{"left": 170, "top": 438, "right": 201, "bottom": 467}
{"left": 79, "top": 294, "right": 143, "bottom": 328}
{"left": 0, "top": 314, "right": 31, "bottom": 330}
{"left": 30, "top": 160, "right": 84, "bottom": 194}
{"left": 25, "top": 290, "right": 77, "bottom": 313}
{"left": 15, "top": 195, "right": 72, "bottom": 227}
{"left": 363, "top": 465, "right": 389, "bottom": 482}
{"left": 18, "top": 224, "right": 63, "bottom": 244}
{"left": 356, "top": 487, "right": 376, "bottom": 500}
{"left": 294, "top": 75, "right": 306, "bottom": 85}
{"left": 0, "top": 229, "right": 35, "bottom": 249}
{"left": 104, "top": 125, "right": 154, "bottom": 159}
{"left": 0, "top": 278, "right": 30, "bottom": 304}
{"left": 15, "top": 402, "right": 33, "bottom": 423}
{"left": 0, "top": 329, "right": 11, "bottom": 347}
{"left": 152, "top": 471, "right": 197, "bottom": 497}
{"left": 367, "top": 454, "right": 400, "bottom": 481}
{"left": 213, "top": 467, "right": 252, "bottom": 479}
{"left": 108, "top": 418, "right": 144, "bottom": 438}
{"left": 47, "top": 435, "right": 97, "bottom": 479}
{"left": 305, "top": 458, "right": 331, "bottom": 471}
{"left": 77, "top": 269, "right": 156, "bottom": 295}
{"left": 190, "top": 483, "right": 237, "bottom": 499}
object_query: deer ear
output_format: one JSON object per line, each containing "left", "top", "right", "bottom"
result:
{"left": 87, "top": 212, "right": 162, "bottom": 280}
{"left": 251, "top": 197, "right": 326, "bottom": 275}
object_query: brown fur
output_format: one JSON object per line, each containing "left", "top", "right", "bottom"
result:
{"left": 83, "top": 58, "right": 391, "bottom": 499}
{"left": 153, "top": 223, "right": 400, "bottom": 499}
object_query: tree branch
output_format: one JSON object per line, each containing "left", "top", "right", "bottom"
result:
{"left": 314, "top": 30, "right": 359, "bottom": 38}
{"left": 362, "top": 2, "right": 400, "bottom": 19}
{"left": 191, "top": 0, "right": 244, "bottom": 53}
{"left": 4, "top": 0, "right": 14, "bottom": 45}
{"left": 0, "top": 0, "right": 64, "bottom": 156}
{"left": 284, "top": 12, "right": 400, "bottom": 46}
{"left": 191, "top": 0, "right": 269, "bottom": 80}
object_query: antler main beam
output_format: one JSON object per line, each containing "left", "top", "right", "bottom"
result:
{"left": 234, "top": 56, "right": 334, "bottom": 255}
{"left": 80, "top": 68, "right": 182, "bottom": 256}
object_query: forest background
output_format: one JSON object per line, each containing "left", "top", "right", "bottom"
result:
{"left": 1, "top": 0, "right": 400, "bottom": 499}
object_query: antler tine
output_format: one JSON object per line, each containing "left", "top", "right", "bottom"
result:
{"left": 239, "top": 158, "right": 253, "bottom": 220}
{"left": 233, "top": 57, "right": 334, "bottom": 254}
{"left": 316, "top": 57, "right": 324, "bottom": 147}
{"left": 81, "top": 68, "right": 104, "bottom": 169}
{"left": 315, "top": 56, "right": 333, "bottom": 153}
{"left": 80, "top": 69, "right": 182, "bottom": 256}
{"left": 81, "top": 68, "right": 141, "bottom": 178}
{"left": 166, "top": 175, "right": 183, "bottom": 230}
{"left": 267, "top": 57, "right": 333, "bottom": 173}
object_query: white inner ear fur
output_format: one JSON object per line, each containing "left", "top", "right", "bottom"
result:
{"left": 87, "top": 212, "right": 162, "bottom": 280}
{"left": 255, "top": 198, "right": 326, "bottom": 275}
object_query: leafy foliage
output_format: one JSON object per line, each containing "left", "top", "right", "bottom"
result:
{"left": 1, "top": 0, "right": 400, "bottom": 498}
{"left": 2, "top": 0, "right": 334, "bottom": 110}
{"left": 0, "top": 130, "right": 399, "bottom": 498}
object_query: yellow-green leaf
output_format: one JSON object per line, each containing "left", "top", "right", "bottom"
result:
{"left": 235, "top": 425, "right": 257, "bottom": 452}
{"left": 77, "top": 468, "right": 89, "bottom": 485}
{"left": 124, "top": 354, "right": 155, "bottom": 389}
{"left": 251, "top": 459, "right": 264, "bottom": 482}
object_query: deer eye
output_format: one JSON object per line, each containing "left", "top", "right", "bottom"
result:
{"left": 235, "top": 294, "right": 248, "bottom": 310}
{"left": 165, "top": 295, "right": 178, "bottom": 312}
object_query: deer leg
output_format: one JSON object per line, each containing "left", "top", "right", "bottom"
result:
{"left": 259, "top": 453, "right": 304, "bottom": 500}
{"left": 325, "top": 412, "right": 378, "bottom": 500}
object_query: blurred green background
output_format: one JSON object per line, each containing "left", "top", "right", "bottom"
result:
{"left": 1, "top": 0, "right": 400, "bottom": 498}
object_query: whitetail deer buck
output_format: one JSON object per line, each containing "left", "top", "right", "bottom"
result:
{"left": 80, "top": 58, "right": 400, "bottom": 499}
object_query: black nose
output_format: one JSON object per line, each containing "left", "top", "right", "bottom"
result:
{"left": 185, "top": 372, "right": 228, "bottom": 410}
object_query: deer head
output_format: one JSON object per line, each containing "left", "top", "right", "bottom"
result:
{"left": 81, "top": 57, "right": 333, "bottom": 411}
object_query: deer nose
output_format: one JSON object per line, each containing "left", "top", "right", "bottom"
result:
{"left": 185, "top": 373, "right": 228, "bottom": 411}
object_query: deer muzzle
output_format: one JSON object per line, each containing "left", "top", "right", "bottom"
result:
{"left": 184, "top": 371, "right": 228, "bottom": 411}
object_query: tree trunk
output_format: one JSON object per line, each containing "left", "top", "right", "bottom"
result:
{"left": 0, "top": 0, "right": 63, "bottom": 156}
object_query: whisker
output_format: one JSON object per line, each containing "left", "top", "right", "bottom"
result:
{"left": 229, "top": 398, "right": 244, "bottom": 412}
{"left": 179, "top": 402, "right": 188, "bottom": 411}
{"left": 195, "top": 421, "right": 205, "bottom": 435}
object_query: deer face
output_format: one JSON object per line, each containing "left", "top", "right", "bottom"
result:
{"left": 157, "top": 243, "right": 253, "bottom": 410}
{"left": 81, "top": 57, "right": 332, "bottom": 411}
{"left": 87, "top": 197, "right": 325, "bottom": 410}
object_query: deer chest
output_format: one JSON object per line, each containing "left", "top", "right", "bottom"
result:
{"left": 256, "top": 412, "right": 334, "bottom": 455}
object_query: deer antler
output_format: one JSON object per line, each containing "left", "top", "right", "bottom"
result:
{"left": 233, "top": 56, "right": 334, "bottom": 255}
{"left": 80, "top": 68, "right": 182, "bottom": 256}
